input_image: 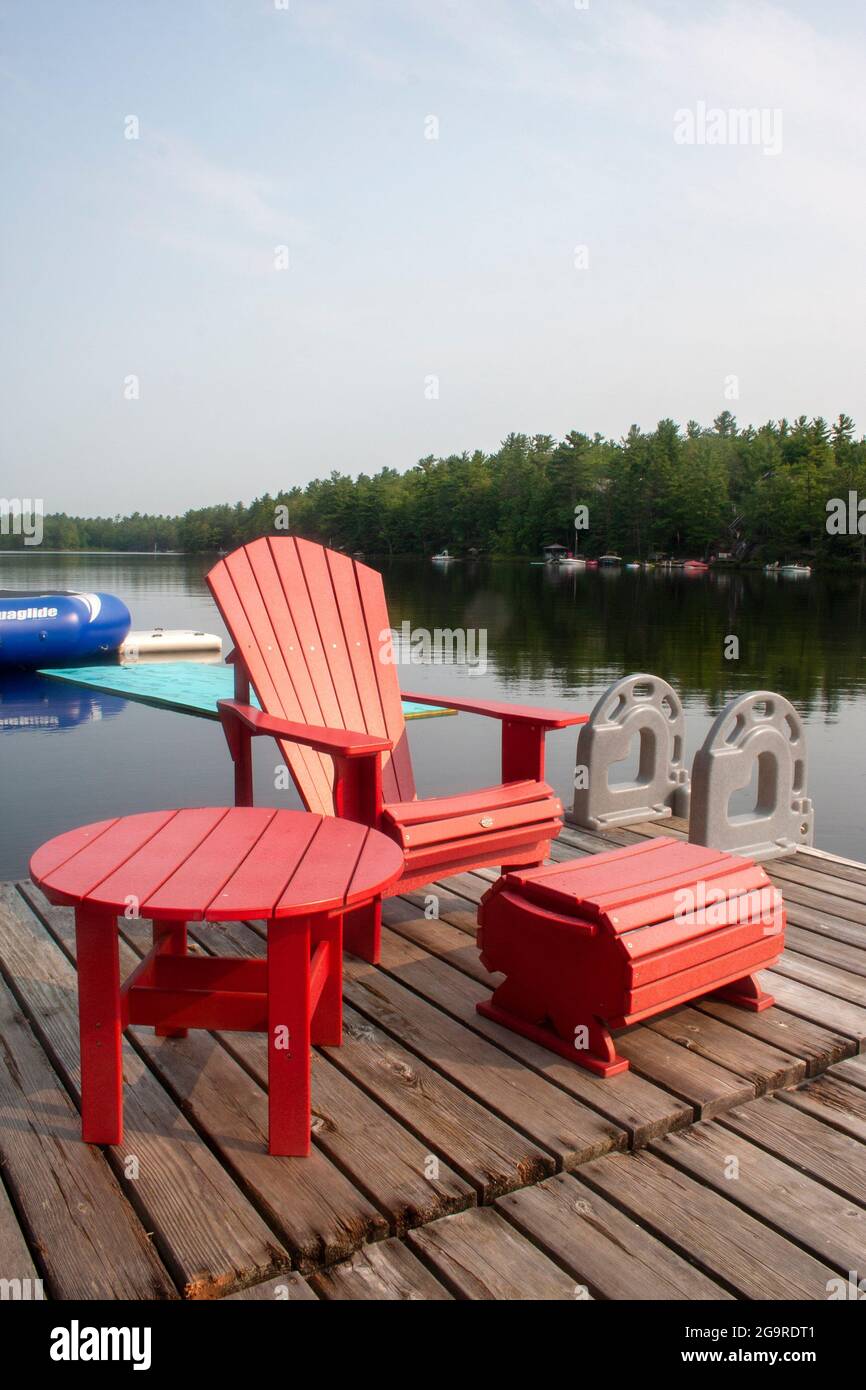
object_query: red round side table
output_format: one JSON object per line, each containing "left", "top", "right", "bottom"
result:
{"left": 30, "top": 807, "right": 404, "bottom": 1156}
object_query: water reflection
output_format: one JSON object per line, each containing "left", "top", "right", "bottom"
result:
{"left": 382, "top": 561, "right": 866, "bottom": 718}
{"left": 0, "top": 673, "right": 126, "bottom": 731}
{"left": 0, "top": 555, "right": 864, "bottom": 871}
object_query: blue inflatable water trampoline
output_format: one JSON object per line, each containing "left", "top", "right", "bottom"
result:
{"left": 0, "top": 591, "right": 132, "bottom": 668}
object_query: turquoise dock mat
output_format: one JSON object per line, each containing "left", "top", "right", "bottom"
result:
{"left": 38, "top": 661, "right": 455, "bottom": 723}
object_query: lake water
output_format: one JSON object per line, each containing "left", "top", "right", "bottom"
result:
{"left": 1, "top": 552, "right": 865, "bottom": 880}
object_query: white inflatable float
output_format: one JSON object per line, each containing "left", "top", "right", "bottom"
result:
{"left": 120, "top": 629, "right": 223, "bottom": 658}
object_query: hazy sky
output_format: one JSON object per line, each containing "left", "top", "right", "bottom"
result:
{"left": 2, "top": 0, "right": 864, "bottom": 516}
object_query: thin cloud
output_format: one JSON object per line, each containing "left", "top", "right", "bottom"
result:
{"left": 133, "top": 132, "right": 309, "bottom": 275}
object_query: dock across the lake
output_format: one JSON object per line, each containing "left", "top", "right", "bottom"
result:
{"left": 1, "top": 816, "right": 865, "bottom": 1300}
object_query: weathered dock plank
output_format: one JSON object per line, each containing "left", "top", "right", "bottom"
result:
{"left": 0, "top": 973, "right": 176, "bottom": 1300}
{"left": 405, "top": 1207, "right": 583, "bottom": 1300}
{"left": 649, "top": 1007, "right": 805, "bottom": 1094}
{"left": 343, "top": 951, "right": 627, "bottom": 1169}
{"left": 577, "top": 1148, "right": 839, "bottom": 1300}
{"left": 132, "top": 1023, "right": 389, "bottom": 1271}
{"left": 765, "top": 971, "right": 866, "bottom": 1045}
{"left": 0, "top": 1167, "right": 43, "bottom": 1297}
{"left": 697, "top": 997, "right": 855, "bottom": 1075}
{"left": 224, "top": 1272, "right": 318, "bottom": 1301}
{"left": 332, "top": 1004, "right": 555, "bottom": 1199}
{"left": 651, "top": 1122, "right": 866, "bottom": 1272}
{"left": 379, "top": 907, "right": 692, "bottom": 1146}
{"left": 768, "top": 858, "right": 866, "bottom": 912}
{"left": 616, "top": 1025, "right": 755, "bottom": 1119}
{"left": 310, "top": 1239, "right": 452, "bottom": 1301}
{"left": 784, "top": 924, "right": 866, "bottom": 977}
{"left": 496, "top": 1170, "right": 729, "bottom": 1300}
{"left": 772, "top": 950, "right": 866, "bottom": 1008}
{"left": 182, "top": 914, "right": 549, "bottom": 1205}
{"left": 779, "top": 896, "right": 866, "bottom": 949}
{"left": 179, "top": 915, "right": 475, "bottom": 1234}
{"left": 829, "top": 1053, "right": 866, "bottom": 1091}
{"left": 778, "top": 1075, "right": 866, "bottom": 1144}
{"left": 720, "top": 1094, "right": 866, "bottom": 1204}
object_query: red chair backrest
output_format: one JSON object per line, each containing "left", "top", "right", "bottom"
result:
{"left": 207, "top": 537, "right": 416, "bottom": 815}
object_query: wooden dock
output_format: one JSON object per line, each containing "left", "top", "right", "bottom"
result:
{"left": 1, "top": 817, "right": 865, "bottom": 1301}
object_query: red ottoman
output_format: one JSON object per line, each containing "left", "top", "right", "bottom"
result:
{"left": 477, "top": 837, "right": 785, "bottom": 1077}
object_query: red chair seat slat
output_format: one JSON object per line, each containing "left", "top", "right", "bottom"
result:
{"left": 385, "top": 787, "right": 562, "bottom": 852}
{"left": 384, "top": 779, "right": 547, "bottom": 827}
{"left": 401, "top": 817, "right": 563, "bottom": 878}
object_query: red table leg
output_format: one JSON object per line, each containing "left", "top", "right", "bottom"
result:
{"left": 75, "top": 905, "right": 123, "bottom": 1145}
{"left": 343, "top": 899, "right": 381, "bottom": 963}
{"left": 152, "top": 921, "right": 189, "bottom": 1037}
{"left": 267, "top": 915, "right": 312, "bottom": 1156}
{"left": 311, "top": 911, "right": 342, "bottom": 1047}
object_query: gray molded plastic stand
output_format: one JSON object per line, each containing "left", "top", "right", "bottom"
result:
{"left": 570, "top": 673, "right": 691, "bottom": 831}
{"left": 688, "top": 690, "right": 814, "bottom": 861}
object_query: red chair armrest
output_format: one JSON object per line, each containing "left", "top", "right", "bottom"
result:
{"left": 217, "top": 701, "right": 393, "bottom": 757}
{"left": 400, "top": 692, "right": 588, "bottom": 730}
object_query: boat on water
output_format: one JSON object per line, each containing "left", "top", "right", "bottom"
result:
{"left": 432, "top": 548, "right": 457, "bottom": 563}
{"left": 539, "top": 544, "right": 585, "bottom": 568}
{"left": 585, "top": 559, "right": 599, "bottom": 569}
{"left": 625, "top": 562, "right": 641, "bottom": 570}
{"left": 0, "top": 591, "right": 131, "bottom": 669}
{"left": 598, "top": 554, "right": 622, "bottom": 566}
{"left": 541, "top": 544, "right": 568, "bottom": 564}
{"left": 764, "top": 561, "right": 811, "bottom": 577}
{"left": 683, "top": 560, "right": 710, "bottom": 573}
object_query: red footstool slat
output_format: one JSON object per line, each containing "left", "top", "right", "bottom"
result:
{"left": 476, "top": 837, "right": 785, "bottom": 1077}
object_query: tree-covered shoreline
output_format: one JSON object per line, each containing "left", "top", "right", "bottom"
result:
{"left": 5, "top": 413, "right": 866, "bottom": 563}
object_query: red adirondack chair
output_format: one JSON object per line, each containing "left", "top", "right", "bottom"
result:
{"left": 207, "top": 538, "right": 588, "bottom": 961}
